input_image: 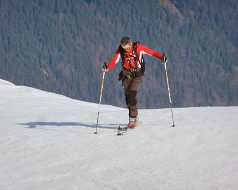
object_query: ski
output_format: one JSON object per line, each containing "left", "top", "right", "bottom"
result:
{"left": 117, "top": 125, "right": 128, "bottom": 136}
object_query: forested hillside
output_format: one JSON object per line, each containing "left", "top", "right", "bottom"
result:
{"left": 0, "top": 0, "right": 237, "bottom": 108}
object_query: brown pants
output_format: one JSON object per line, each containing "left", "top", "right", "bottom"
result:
{"left": 122, "top": 76, "right": 142, "bottom": 118}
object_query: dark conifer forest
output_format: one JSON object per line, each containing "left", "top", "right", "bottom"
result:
{"left": 0, "top": 0, "right": 237, "bottom": 108}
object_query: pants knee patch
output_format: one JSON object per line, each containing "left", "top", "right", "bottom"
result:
{"left": 125, "top": 90, "right": 137, "bottom": 106}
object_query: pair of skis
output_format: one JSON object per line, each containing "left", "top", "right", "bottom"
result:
{"left": 95, "top": 61, "right": 175, "bottom": 135}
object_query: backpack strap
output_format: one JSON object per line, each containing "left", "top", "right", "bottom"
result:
{"left": 132, "top": 42, "right": 139, "bottom": 68}
{"left": 133, "top": 41, "right": 146, "bottom": 74}
{"left": 119, "top": 46, "right": 125, "bottom": 68}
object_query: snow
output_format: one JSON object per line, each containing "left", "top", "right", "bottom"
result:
{"left": 0, "top": 79, "right": 238, "bottom": 190}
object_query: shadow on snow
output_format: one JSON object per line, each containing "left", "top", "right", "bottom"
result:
{"left": 18, "top": 121, "right": 127, "bottom": 130}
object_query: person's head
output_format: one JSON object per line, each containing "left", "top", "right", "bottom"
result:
{"left": 120, "top": 36, "right": 132, "bottom": 50}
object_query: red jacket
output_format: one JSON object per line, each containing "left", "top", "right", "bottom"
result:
{"left": 106, "top": 43, "right": 164, "bottom": 71}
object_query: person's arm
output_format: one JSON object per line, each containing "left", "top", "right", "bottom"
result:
{"left": 138, "top": 43, "right": 166, "bottom": 62}
{"left": 105, "top": 46, "right": 121, "bottom": 71}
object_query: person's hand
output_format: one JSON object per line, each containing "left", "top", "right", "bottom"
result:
{"left": 102, "top": 62, "right": 109, "bottom": 72}
{"left": 161, "top": 53, "right": 167, "bottom": 63}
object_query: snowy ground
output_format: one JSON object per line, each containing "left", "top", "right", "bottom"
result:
{"left": 0, "top": 79, "right": 238, "bottom": 190}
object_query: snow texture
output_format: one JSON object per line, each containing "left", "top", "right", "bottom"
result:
{"left": 0, "top": 79, "right": 238, "bottom": 190}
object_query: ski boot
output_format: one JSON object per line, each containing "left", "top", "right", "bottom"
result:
{"left": 127, "top": 117, "right": 138, "bottom": 129}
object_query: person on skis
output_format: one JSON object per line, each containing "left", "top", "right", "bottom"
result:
{"left": 103, "top": 36, "right": 167, "bottom": 128}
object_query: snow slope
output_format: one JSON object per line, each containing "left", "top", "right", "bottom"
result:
{"left": 0, "top": 79, "right": 238, "bottom": 190}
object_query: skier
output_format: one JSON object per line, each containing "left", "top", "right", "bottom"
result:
{"left": 103, "top": 36, "right": 167, "bottom": 129}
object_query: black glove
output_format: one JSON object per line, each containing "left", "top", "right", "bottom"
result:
{"left": 102, "top": 62, "right": 109, "bottom": 72}
{"left": 162, "top": 53, "right": 167, "bottom": 63}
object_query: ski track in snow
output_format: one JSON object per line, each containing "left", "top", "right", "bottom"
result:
{"left": 0, "top": 79, "right": 238, "bottom": 190}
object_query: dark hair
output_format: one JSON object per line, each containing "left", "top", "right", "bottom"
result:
{"left": 120, "top": 36, "right": 131, "bottom": 47}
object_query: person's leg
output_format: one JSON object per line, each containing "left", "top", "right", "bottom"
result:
{"left": 125, "top": 90, "right": 138, "bottom": 118}
{"left": 123, "top": 76, "right": 142, "bottom": 126}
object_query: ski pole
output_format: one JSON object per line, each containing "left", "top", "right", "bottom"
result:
{"left": 95, "top": 70, "right": 106, "bottom": 134}
{"left": 164, "top": 61, "right": 175, "bottom": 127}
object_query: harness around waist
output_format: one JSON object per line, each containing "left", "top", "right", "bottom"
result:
{"left": 119, "top": 67, "right": 143, "bottom": 81}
